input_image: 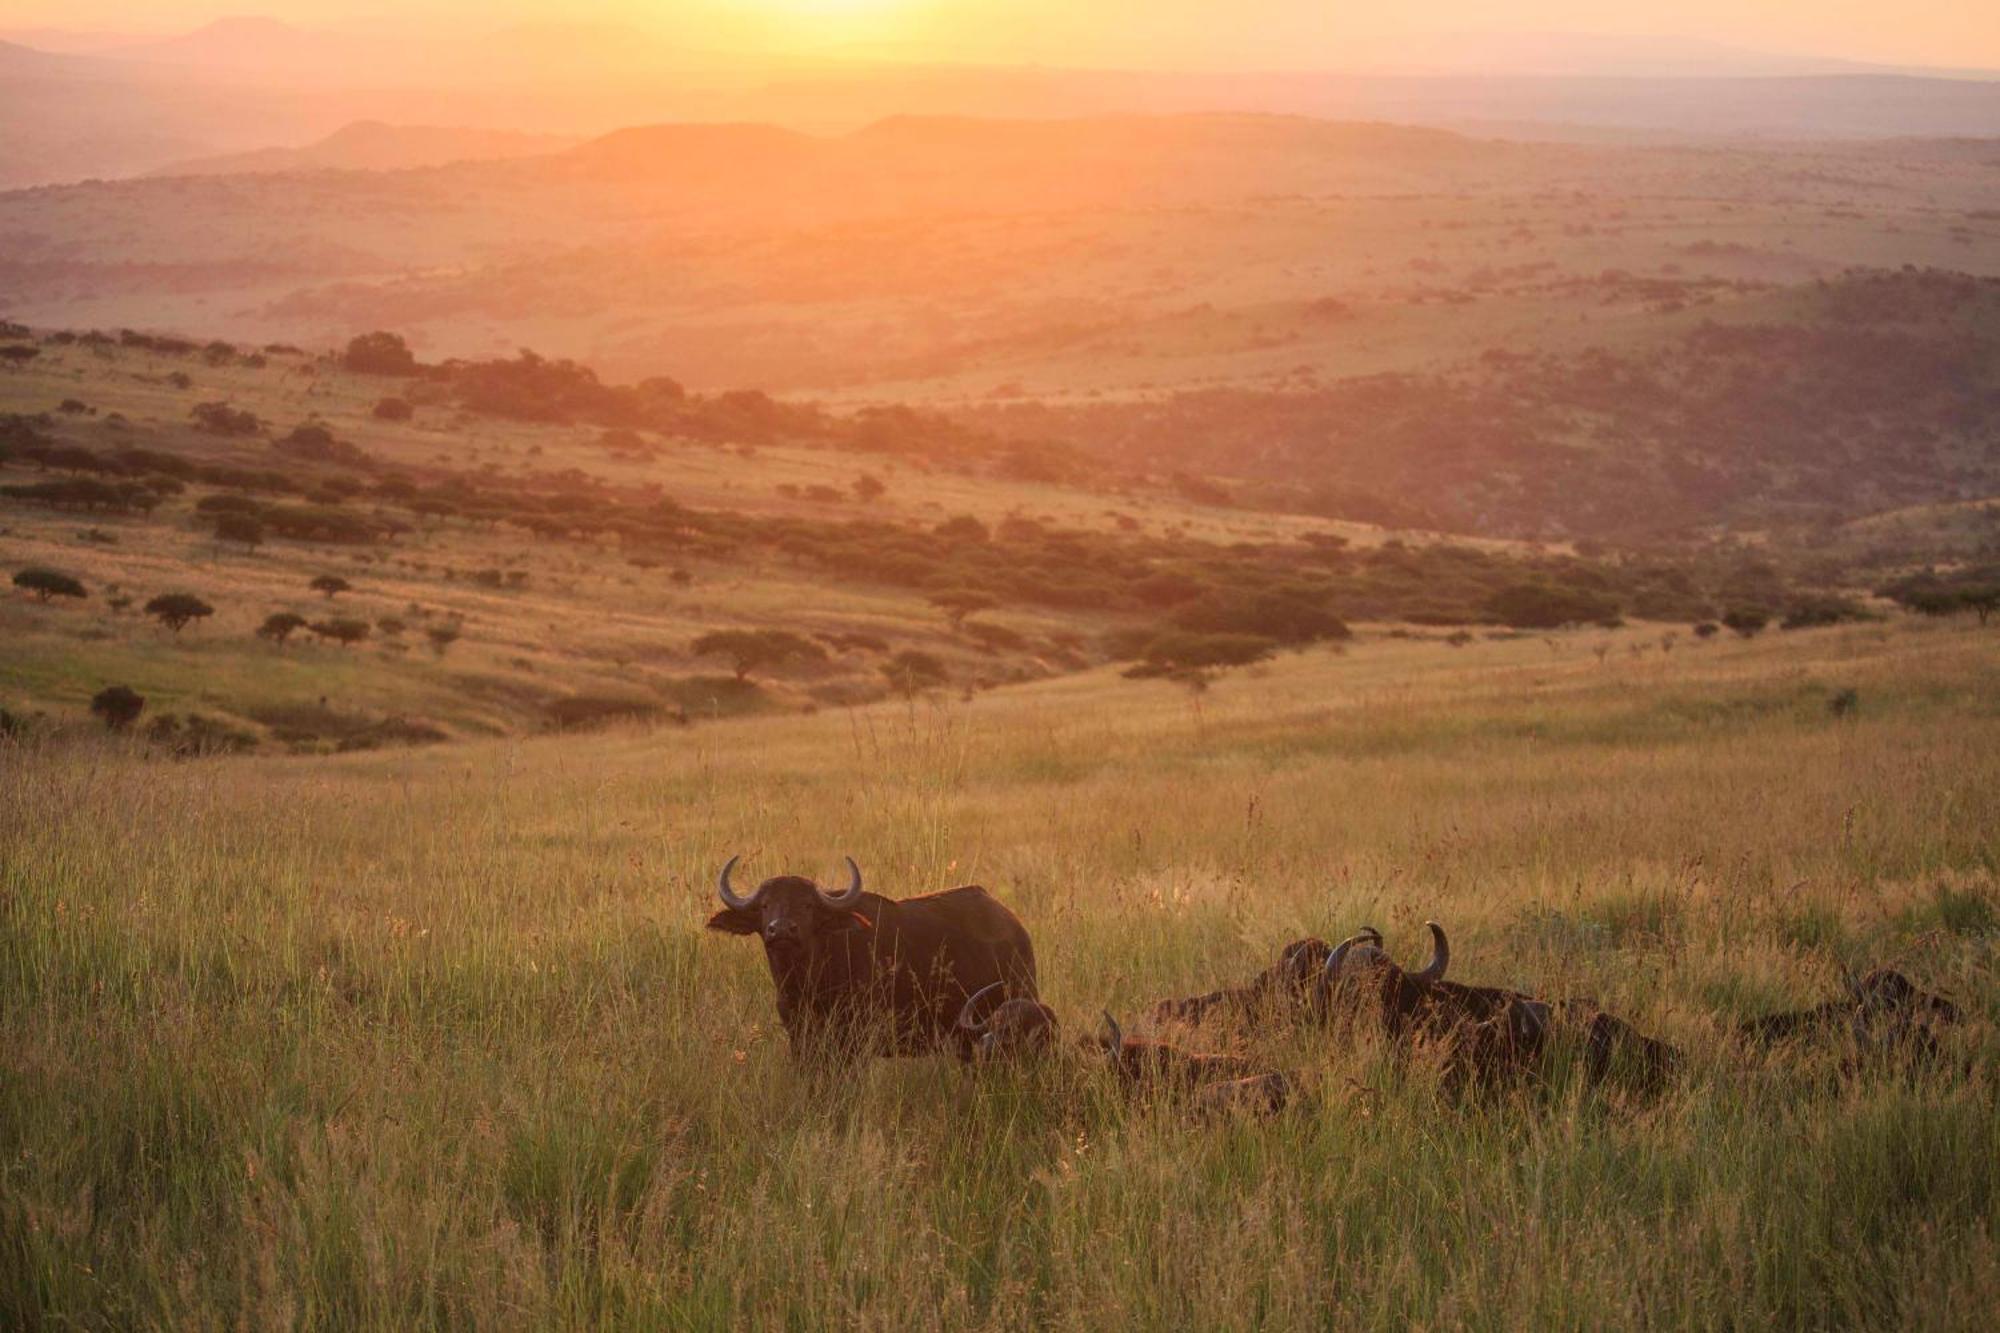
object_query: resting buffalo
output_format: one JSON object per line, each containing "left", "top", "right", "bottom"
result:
{"left": 956, "top": 986, "right": 1286, "bottom": 1112}
{"left": 1317, "top": 923, "right": 1679, "bottom": 1091}
{"left": 1738, "top": 967, "right": 1961, "bottom": 1046}
{"left": 1739, "top": 967, "right": 1963, "bottom": 1077}
{"left": 707, "top": 856, "right": 1036, "bottom": 1061}
{"left": 1148, "top": 934, "right": 1355, "bottom": 1025}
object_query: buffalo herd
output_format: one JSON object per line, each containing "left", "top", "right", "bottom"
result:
{"left": 707, "top": 858, "right": 1972, "bottom": 1111}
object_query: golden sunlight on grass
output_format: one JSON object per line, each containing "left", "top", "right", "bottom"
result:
{"left": 4, "top": 618, "right": 1996, "bottom": 1326}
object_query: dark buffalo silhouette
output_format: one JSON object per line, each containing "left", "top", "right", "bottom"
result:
{"left": 1317, "top": 923, "right": 1679, "bottom": 1091}
{"left": 956, "top": 985, "right": 1286, "bottom": 1112}
{"left": 1738, "top": 967, "right": 1961, "bottom": 1046}
{"left": 1739, "top": 967, "right": 1963, "bottom": 1078}
{"left": 1149, "top": 933, "right": 1361, "bottom": 1025}
{"left": 707, "top": 856, "right": 1036, "bottom": 1062}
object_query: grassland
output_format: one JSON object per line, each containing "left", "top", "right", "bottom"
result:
{"left": 4, "top": 615, "right": 1996, "bottom": 1329}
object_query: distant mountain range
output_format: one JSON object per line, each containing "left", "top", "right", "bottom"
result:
{"left": 0, "top": 18, "right": 1998, "bottom": 191}
{"left": 149, "top": 121, "right": 577, "bottom": 178}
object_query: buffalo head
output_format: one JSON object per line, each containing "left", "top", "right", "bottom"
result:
{"left": 954, "top": 982, "right": 1059, "bottom": 1061}
{"left": 1316, "top": 921, "right": 1446, "bottom": 1006}
{"left": 704, "top": 854, "right": 870, "bottom": 955}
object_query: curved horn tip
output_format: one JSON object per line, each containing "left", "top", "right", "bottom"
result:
{"left": 1412, "top": 920, "right": 1449, "bottom": 983}
{"left": 1102, "top": 1010, "right": 1124, "bottom": 1052}
{"left": 716, "top": 854, "right": 753, "bottom": 910}
{"left": 958, "top": 981, "right": 1005, "bottom": 1033}
{"left": 816, "top": 855, "right": 865, "bottom": 908}
{"left": 1319, "top": 934, "right": 1364, "bottom": 999}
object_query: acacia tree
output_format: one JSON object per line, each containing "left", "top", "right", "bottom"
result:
{"left": 89, "top": 684, "right": 145, "bottom": 730}
{"left": 425, "top": 623, "right": 462, "bottom": 656}
{"left": 929, "top": 589, "right": 995, "bottom": 632}
{"left": 144, "top": 593, "right": 214, "bottom": 633}
{"left": 13, "top": 568, "right": 86, "bottom": 603}
{"left": 692, "top": 629, "right": 827, "bottom": 682}
{"left": 310, "top": 574, "right": 352, "bottom": 600}
{"left": 257, "top": 612, "right": 307, "bottom": 645}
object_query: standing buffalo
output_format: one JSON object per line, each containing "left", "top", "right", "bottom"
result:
{"left": 707, "top": 856, "right": 1037, "bottom": 1062}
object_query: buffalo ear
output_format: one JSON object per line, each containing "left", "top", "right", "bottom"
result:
{"left": 705, "top": 908, "right": 759, "bottom": 935}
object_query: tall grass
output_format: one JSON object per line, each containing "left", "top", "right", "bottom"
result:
{"left": 3, "top": 622, "right": 1997, "bottom": 1328}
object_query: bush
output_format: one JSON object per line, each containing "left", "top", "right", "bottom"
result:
{"left": 90, "top": 685, "right": 145, "bottom": 730}
{"left": 372, "top": 397, "right": 415, "bottom": 422}
{"left": 343, "top": 331, "right": 419, "bottom": 376}
{"left": 213, "top": 513, "right": 263, "bottom": 550}
{"left": 257, "top": 612, "right": 307, "bottom": 645}
{"left": 310, "top": 574, "right": 352, "bottom": 599}
{"left": 691, "top": 629, "right": 827, "bottom": 681}
{"left": 1781, "top": 596, "right": 1869, "bottom": 630}
{"left": 425, "top": 623, "right": 462, "bottom": 656}
{"left": 144, "top": 593, "right": 214, "bottom": 633}
{"left": 882, "top": 650, "right": 948, "bottom": 696}
{"left": 309, "top": 618, "right": 370, "bottom": 648}
{"left": 13, "top": 567, "right": 86, "bottom": 602}
{"left": 1722, "top": 608, "right": 1770, "bottom": 638}
{"left": 544, "top": 694, "right": 662, "bottom": 731}
{"left": 1144, "top": 631, "right": 1278, "bottom": 670}
{"left": 930, "top": 589, "right": 996, "bottom": 630}
{"left": 1172, "top": 589, "right": 1348, "bottom": 645}
{"left": 1484, "top": 582, "right": 1620, "bottom": 630}
{"left": 189, "top": 402, "right": 262, "bottom": 437}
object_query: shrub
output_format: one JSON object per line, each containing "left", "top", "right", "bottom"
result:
{"left": 425, "top": 623, "right": 462, "bottom": 656}
{"left": 1173, "top": 590, "right": 1348, "bottom": 645}
{"left": 257, "top": 612, "right": 307, "bottom": 645}
{"left": 935, "top": 515, "right": 990, "bottom": 544}
{"left": 929, "top": 589, "right": 996, "bottom": 630}
{"left": 372, "top": 397, "right": 415, "bottom": 421}
{"left": 1722, "top": 608, "right": 1770, "bottom": 638}
{"left": 882, "top": 650, "right": 948, "bottom": 697}
{"left": 90, "top": 684, "right": 145, "bottom": 730}
{"left": 144, "top": 593, "right": 214, "bottom": 633}
{"left": 310, "top": 574, "right": 352, "bottom": 599}
{"left": 189, "top": 402, "right": 261, "bottom": 437}
{"left": 545, "top": 694, "right": 662, "bottom": 731}
{"left": 343, "top": 331, "right": 419, "bottom": 376}
{"left": 13, "top": 567, "right": 86, "bottom": 602}
{"left": 1484, "top": 582, "right": 1620, "bottom": 630}
{"left": 1137, "top": 631, "right": 1277, "bottom": 671}
{"left": 213, "top": 513, "right": 263, "bottom": 551}
{"left": 692, "top": 629, "right": 828, "bottom": 681}
{"left": 309, "top": 618, "right": 370, "bottom": 648}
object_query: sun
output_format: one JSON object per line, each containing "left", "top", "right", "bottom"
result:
{"left": 730, "top": 0, "right": 907, "bottom": 15}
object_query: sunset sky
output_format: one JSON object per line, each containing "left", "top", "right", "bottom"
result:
{"left": 2, "top": 1, "right": 1998, "bottom": 72}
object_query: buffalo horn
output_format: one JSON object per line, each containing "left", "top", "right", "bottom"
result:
{"left": 1410, "top": 921, "right": 1449, "bottom": 984}
{"left": 958, "top": 981, "right": 1005, "bottom": 1035}
{"left": 816, "top": 856, "right": 865, "bottom": 909}
{"left": 716, "top": 854, "right": 755, "bottom": 910}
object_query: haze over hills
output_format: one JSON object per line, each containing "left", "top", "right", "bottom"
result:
{"left": 2, "top": 15, "right": 2000, "bottom": 190}
{"left": 148, "top": 121, "right": 579, "bottom": 178}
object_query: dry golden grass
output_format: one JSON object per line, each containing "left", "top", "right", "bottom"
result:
{"left": 3, "top": 615, "right": 1996, "bottom": 1328}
